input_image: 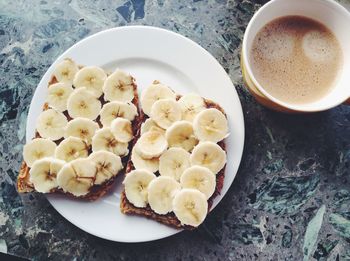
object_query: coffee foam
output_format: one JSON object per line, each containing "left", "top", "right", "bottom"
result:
{"left": 302, "top": 30, "right": 337, "bottom": 62}
{"left": 250, "top": 16, "right": 342, "bottom": 105}
{"left": 257, "top": 30, "right": 295, "bottom": 61}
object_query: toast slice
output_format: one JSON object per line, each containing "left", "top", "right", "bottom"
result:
{"left": 17, "top": 59, "right": 141, "bottom": 200}
{"left": 120, "top": 83, "right": 227, "bottom": 229}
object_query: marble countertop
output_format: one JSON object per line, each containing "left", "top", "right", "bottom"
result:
{"left": 0, "top": 0, "right": 349, "bottom": 260}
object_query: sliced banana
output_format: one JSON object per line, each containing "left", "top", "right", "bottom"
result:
{"left": 148, "top": 176, "right": 181, "bottom": 215}
{"left": 136, "top": 130, "right": 168, "bottom": 159}
{"left": 165, "top": 121, "right": 198, "bottom": 152}
{"left": 123, "top": 169, "right": 156, "bottom": 208}
{"left": 88, "top": 151, "right": 123, "bottom": 185}
{"left": 29, "top": 157, "right": 65, "bottom": 193}
{"left": 110, "top": 117, "right": 133, "bottom": 143}
{"left": 103, "top": 69, "right": 135, "bottom": 102}
{"left": 53, "top": 58, "right": 79, "bottom": 84}
{"left": 64, "top": 117, "right": 99, "bottom": 145}
{"left": 47, "top": 82, "right": 74, "bottom": 112}
{"left": 140, "top": 82, "right": 176, "bottom": 116}
{"left": 180, "top": 166, "right": 216, "bottom": 199}
{"left": 73, "top": 66, "right": 107, "bottom": 97}
{"left": 172, "top": 188, "right": 208, "bottom": 227}
{"left": 178, "top": 93, "right": 206, "bottom": 122}
{"left": 55, "top": 136, "right": 89, "bottom": 162}
{"left": 36, "top": 108, "right": 68, "bottom": 141}
{"left": 149, "top": 126, "right": 166, "bottom": 134}
{"left": 57, "top": 158, "right": 96, "bottom": 197}
{"left": 99, "top": 101, "right": 138, "bottom": 127}
{"left": 159, "top": 147, "right": 190, "bottom": 181}
{"left": 131, "top": 147, "right": 159, "bottom": 173}
{"left": 23, "top": 138, "right": 57, "bottom": 167}
{"left": 150, "top": 99, "right": 182, "bottom": 129}
{"left": 193, "top": 108, "right": 228, "bottom": 142}
{"left": 190, "top": 141, "right": 226, "bottom": 174}
{"left": 67, "top": 87, "right": 102, "bottom": 120}
{"left": 91, "top": 127, "right": 129, "bottom": 157}
{"left": 140, "top": 118, "right": 165, "bottom": 135}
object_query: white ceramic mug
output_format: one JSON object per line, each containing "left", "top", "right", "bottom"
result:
{"left": 241, "top": 0, "right": 350, "bottom": 113}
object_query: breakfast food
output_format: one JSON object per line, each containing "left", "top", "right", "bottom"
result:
{"left": 18, "top": 59, "right": 229, "bottom": 229}
{"left": 120, "top": 81, "right": 228, "bottom": 229}
{"left": 17, "top": 58, "right": 140, "bottom": 200}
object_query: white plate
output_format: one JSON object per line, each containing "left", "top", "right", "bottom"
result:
{"left": 26, "top": 26, "right": 245, "bottom": 242}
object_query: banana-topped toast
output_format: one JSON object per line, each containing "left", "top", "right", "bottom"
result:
{"left": 120, "top": 81, "right": 229, "bottom": 229}
{"left": 18, "top": 58, "right": 229, "bottom": 229}
{"left": 17, "top": 58, "right": 140, "bottom": 199}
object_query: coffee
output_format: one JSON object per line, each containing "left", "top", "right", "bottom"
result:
{"left": 250, "top": 16, "right": 343, "bottom": 105}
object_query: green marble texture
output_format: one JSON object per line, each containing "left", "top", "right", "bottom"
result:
{"left": 0, "top": 0, "right": 349, "bottom": 260}
{"left": 312, "top": 239, "right": 338, "bottom": 261}
{"left": 249, "top": 174, "right": 320, "bottom": 214}
{"left": 329, "top": 214, "right": 350, "bottom": 239}
{"left": 303, "top": 205, "right": 325, "bottom": 261}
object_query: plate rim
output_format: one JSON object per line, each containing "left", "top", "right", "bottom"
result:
{"left": 26, "top": 25, "right": 245, "bottom": 242}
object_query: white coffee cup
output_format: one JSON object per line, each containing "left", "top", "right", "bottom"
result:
{"left": 241, "top": 0, "right": 350, "bottom": 113}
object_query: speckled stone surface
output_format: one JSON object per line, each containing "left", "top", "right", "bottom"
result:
{"left": 0, "top": 0, "right": 349, "bottom": 260}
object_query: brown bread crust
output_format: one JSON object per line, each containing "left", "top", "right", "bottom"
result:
{"left": 120, "top": 95, "right": 227, "bottom": 229}
{"left": 17, "top": 72, "right": 141, "bottom": 201}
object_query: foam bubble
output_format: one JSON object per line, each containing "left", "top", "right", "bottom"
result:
{"left": 257, "top": 30, "right": 295, "bottom": 61}
{"left": 302, "top": 30, "right": 336, "bottom": 62}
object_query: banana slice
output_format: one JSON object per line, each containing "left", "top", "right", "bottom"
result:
{"left": 140, "top": 82, "right": 176, "bottom": 116}
{"left": 29, "top": 157, "right": 65, "bottom": 193}
{"left": 165, "top": 121, "right": 198, "bottom": 152}
{"left": 103, "top": 69, "right": 135, "bottom": 102}
{"left": 140, "top": 118, "right": 165, "bottom": 135}
{"left": 190, "top": 141, "right": 226, "bottom": 174}
{"left": 193, "top": 108, "right": 228, "bottom": 142}
{"left": 123, "top": 169, "right": 156, "bottom": 208}
{"left": 136, "top": 130, "right": 168, "bottom": 159}
{"left": 150, "top": 99, "right": 182, "bottom": 129}
{"left": 88, "top": 151, "right": 123, "bottom": 185}
{"left": 57, "top": 158, "right": 96, "bottom": 197}
{"left": 55, "top": 136, "right": 89, "bottom": 162}
{"left": 73, "top": 66, "right": 107, "bottom": 97}
{"left": 159, "top": 147, "right": 190, "bottom": 181}
{"left": 178, "top": 93, "right": 206, "bottom": 122}
{"left": 23, "top": 138, "right": 57, "bottom": 167}
{"left": 47, "top": 82, "right": 74, "bottom": 112}
{"left": 180, "top": 166, "right": 216, "bottom": 199}
{"left": 36, "top": 108, "right": 68, "bottom": 141}
{"left": 148, "top": 126, "right": 165, "bottom": 134}
{"left": 173, "top": 188, "right": 208, "bottom": 227}
{"left": 100, "top": 101, "right": 138, "bottom": 127}
{"left": 110, "top": 118, "right": 133, "bottom": 143}
{"left": 53, "top": 58, "right": 79, "bottom": 84}
{"left": 67, "top": 87, "right": 102, "bottom": 120}
{"left": 148, "top": 176, "right": 181, "bottom": 214}
{"left": 64, "top": 117, "right": 99, "bottom": 145}
{"left": 91, "top": 128, "right": 129, "bottom": 156}
{"left": 131, "top": 147, "right": 159, "bottom": 173}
